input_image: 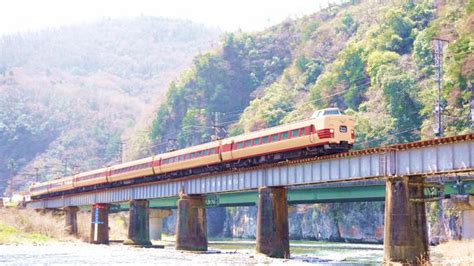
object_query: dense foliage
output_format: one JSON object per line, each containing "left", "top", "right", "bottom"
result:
{"left": 150, "top": 29, "right": 294, "bottom": 148}
{"left": 150, "top": 0, "right": 473, "bottom": 152}
{"left": 0, "top": 17, "right": 219, "bottom": 195}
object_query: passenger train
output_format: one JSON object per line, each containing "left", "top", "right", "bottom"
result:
{"left": 30, "top": 108, "right": 355, "bottom": 199}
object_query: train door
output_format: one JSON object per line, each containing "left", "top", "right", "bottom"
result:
{"left": 105, "top": 167, "right": 111, "bottom": 183}
{"left": 310, "top": 124, "right": 317, "bottom": 143}
{"left": 217, "top": 140, "right": 223, "bottom": 162}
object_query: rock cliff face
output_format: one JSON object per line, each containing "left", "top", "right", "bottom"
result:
{"left": 162, "top": 200, "right": 462, "bottom": 244}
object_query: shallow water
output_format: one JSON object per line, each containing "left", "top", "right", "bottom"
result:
{"left": 208, "top": 239, "right": 383, "bottom": 264}
{"left": 0, "top": 240, "right": 383, "bottom": 265}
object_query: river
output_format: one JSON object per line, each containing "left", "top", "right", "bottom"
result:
{"left": 0, "top": 240, "right": 383, "bottom": 265}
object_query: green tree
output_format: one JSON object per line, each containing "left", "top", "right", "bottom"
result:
{"left": 378, "top": 65, "right": 421, "bottom": 142}
{"left": 339, "top": 12, "right": 358, "bottom": 34}
{"left": 381, "top": 9, "right": 414, "bottom": 54}
{"left": 366, "top": 50, "right": 400, "bottom": 83}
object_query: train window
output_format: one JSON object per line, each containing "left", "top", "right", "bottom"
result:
{"left": 291, "top": 129, "right": 299, "bottom": 137}
{"left": 245, "top": 140, "right": 251, "bottom": 147}
{"left": 323, "top": 109, "right": 341, "bottom": 116}
{"left": 271, "top": 134, "right": 279, "bottom": 142}
{"left": 179, "top": 155, "right": 184, "bottom": 161}
{"left": 301, "top": 128, "right": 306, "bottom": 135}
{"left": 262, "top": 136, "right": 269, "bottom": 143}
{"left": 210, "top": 148, "right": 215, "bottom": 154}
{"left": 163, "top": 158, "right": 168, "bottom": 164}
{"left": 237, "top": 142, "right": 244, "bottom": 149}
{"left": 281, "top": 132, "right": 289, "bottom": 140}
{"left": 204, "top": 149, "right": 209, "bottom": 156}
{"left": 198, "top": 151, "right": 203, "bottom": 157}
{"left": 253, "top": 138, "right": 260, "bottom": 145}
{"left": 191, "top": 153, "right": 196, "bottom": 158}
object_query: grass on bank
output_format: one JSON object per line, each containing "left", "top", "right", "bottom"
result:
{"left": 0, "top": 223, "right": 51, "bottom": 244}
{"left": 0, "top": 208, "right": 72, "bottom": 244}
{"left": 0, "top": 207, "right": 129, "bottom": 244}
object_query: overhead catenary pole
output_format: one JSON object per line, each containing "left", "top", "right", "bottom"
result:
{"left": 62, "top": 156, "right": 71, "bottom": 177}
{"left": 211, "top": 111, "right": 227, "bottom": 140}
{"left": 119, "top": 141, "right": 125, "bottom": 164}
{"left": 34, "top": 167, "right": 39, "bottom": 183}
{"left": 433, "top": 37, "right": 449, "bottom": 137}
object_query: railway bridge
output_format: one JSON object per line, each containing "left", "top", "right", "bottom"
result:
{"left": 27, "top": 134, "right": 474, "bottom": 263}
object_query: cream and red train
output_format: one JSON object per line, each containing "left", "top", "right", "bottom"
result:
{"left": 30, "top": 108, "right": 355, "bottom": 199}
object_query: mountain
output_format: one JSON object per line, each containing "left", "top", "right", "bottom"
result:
{"left": 149, "top": 0, "right": 473, "bottom": 152}
{"left": 149, "top": 0, "right": 472, "bottom": 243}
{"left": 0, "top": 17, "right": 220, "bottom": 195}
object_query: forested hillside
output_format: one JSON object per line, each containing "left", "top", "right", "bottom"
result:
{"left": 150, "top": 0, "right": 473, "bottom": 152}
{"left": 0, "top": 17, "right": 220, "bottom": 195}
{"left": 150, "top": 0, "right": 473, "bottom": 243}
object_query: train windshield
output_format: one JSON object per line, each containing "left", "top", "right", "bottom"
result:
{"left": 311, "top": 108, "right": 341, "bottom": 118}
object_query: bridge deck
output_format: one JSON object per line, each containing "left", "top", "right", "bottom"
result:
{"left": 27, "top": 134, "right": 474, "bottom": 209}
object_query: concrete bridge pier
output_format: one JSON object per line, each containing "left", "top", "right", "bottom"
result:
{"left": 149, "top": 209, "right": 172, "bottom": 241}
{"left": 124, "top": 199, "right": 152, "bottom": 246}
{"left": 64, "top": 206, "right": 79, "bottom": 236}
{"left": 175, "top": 194, "right": 207, "bottom": 251}
{"left": 384, "top": 176, "right": 429, "bottom": 264}
{"left": 256, "top": 186, "right": 290, "bottom": 259}
{"left": 90, "top": 203, "right": 110, "bottom": 244}
{"left": 452, "top": 195, "right": 474, "bottom": 239}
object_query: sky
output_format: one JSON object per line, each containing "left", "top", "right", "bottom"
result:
{"left": 0, "top": 0, "right": 332, "bottom": 36}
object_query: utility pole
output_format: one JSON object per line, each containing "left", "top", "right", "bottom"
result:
{"left": 212, "top": 112, "right": 220, "bottom": 141}
{"left": 34, "top": 167, "right": 39, "bottom": 183}
{"left": 433, "top": 37, "right": 449, "bottom": 137}
{"left": 63, "top": 157, "right": 70, "bottom": 177}
{"left": 167, "top": 138, "right": 177, "bottom": 152}
{"left": 211, "top": 112, "right": 227, "bottom": 140}
{"left": 214, "top": 112, "right": 219, "bottom": 139}
{"left": 119, "top": 141, "right": 126, "bottom": 164}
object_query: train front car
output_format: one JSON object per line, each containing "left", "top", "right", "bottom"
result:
{"left": 221, "top": 108, "right": 354, "bottom": 164}
{"left": 310, "top": 108, "right": 354, "bottom": 152}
